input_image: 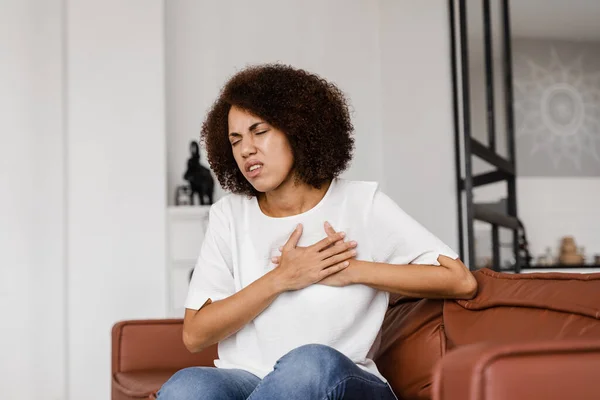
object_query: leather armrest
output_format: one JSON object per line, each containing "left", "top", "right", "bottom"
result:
{"left": 111, "top": 319, "right": 218, "bottom": 374}
{"left": 432, "top": 339, "right": 600, "bottom": 400}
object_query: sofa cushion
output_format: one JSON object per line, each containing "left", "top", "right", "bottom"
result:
{"left": 113, "top": 370, "right": 175, "bottom": 400}
{"left": 444, "top": 268, "right": 600, "bottom": 347}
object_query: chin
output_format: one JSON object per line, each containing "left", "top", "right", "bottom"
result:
{"left": 249, "top": 176, "right": 285, "bottom": 194}
{"left": 250, "top": 181, "right": 275, "bottom": 194}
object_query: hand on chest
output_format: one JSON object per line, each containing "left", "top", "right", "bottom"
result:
{"left": 237, "top": 218, "right": 365, "bottom": 287}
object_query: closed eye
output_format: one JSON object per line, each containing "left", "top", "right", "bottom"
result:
{"left": 231, "top": 130, "right": 267, "bottom": 146}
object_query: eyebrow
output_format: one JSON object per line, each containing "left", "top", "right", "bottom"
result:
{"left": 229, "top": 122, "right": 265, "bottom": 138}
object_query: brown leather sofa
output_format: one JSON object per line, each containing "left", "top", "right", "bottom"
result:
{"left": 112, "top": 268, "right": 600, "bottom": 400}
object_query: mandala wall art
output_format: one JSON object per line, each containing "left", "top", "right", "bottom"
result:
{"left": 513, "top": 39, "right": 600, "bottom": 176}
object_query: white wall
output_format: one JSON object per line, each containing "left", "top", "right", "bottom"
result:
{"left": 518, "top": 178, "right": 600, "bottom": 259}
{"left": 475, "top": 178, "right": 600, "bottom": 263}
{"left": 166, "top": 0, "right": 384, "bottom": 203}
{"left": 511, "top": 0, "right": 600, "bottom": 41}
{"left": 0, "top": 1, "right": 66, "bottom": 399}
{"left": 66, "top": 1, "right": 166, "bottom": 399}
{"left": 379, "top": 0, "right": 459, "bottom": 250}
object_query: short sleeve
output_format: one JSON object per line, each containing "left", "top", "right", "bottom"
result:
{"left": 369, "top": 189, "right": 459, "bottom": 266}
{"left": 184, "top": 201, "right": 236, "bottom": 310}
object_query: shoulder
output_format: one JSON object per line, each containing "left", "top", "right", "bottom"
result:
{"left": 334, "top": 178, "right": 396, "bottom": 210}
{"left": 334, "top": 178, "right": 380, "bottom": 199}
{"left": 211, "top": 191, "right": 250, "bottom": 212}
{"left": 335, "top": 179, "right": 405, "bottom": 220}
{"left": 208, "top": 192, "right": 253, "bottom": 225}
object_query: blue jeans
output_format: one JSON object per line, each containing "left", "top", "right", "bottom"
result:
{"left": 157, "top": 344, "right": 397, "bottom": 399}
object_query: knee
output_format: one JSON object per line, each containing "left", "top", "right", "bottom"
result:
{"left": 157, "top": 367, "right": 213, "bottom": 400}
{"left": 277, "top": 344, "right": 348, "bottom": 377}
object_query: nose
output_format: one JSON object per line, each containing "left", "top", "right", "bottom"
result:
{"left": 240, "top": 136, "right": 257, "bottom": 158}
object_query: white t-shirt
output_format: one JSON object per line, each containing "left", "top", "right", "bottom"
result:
{"left": 185, "top": 178, "right": 458, "bottom": 381}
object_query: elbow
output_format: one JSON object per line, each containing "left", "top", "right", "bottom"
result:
{"left": 439, "top": 256, "right": 478, "bottom": 300}
{"left": 455, "top": 271, "right": 478, "bottom": 299}
{"left": 182, "top": 328, "right": 208, "bottom": 353}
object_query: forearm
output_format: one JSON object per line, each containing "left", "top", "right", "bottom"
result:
{"left": 183, "top": 270, "right": 284, "bottom": 352}
{"left": 351, "top": 255, "right": 477, "bottom": 299}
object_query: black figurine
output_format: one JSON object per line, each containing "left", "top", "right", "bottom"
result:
{"left": 178, "top": 140, "right": 214, "bottom": 205}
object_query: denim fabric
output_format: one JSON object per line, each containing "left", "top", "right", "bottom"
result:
{"left": 157, "top": 344, "right": 397, "bottom": 399}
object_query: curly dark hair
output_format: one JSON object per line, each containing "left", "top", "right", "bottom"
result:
{"left": 201, "top": 63, "right": 355, "bottom": 197}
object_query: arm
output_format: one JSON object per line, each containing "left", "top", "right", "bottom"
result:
{"left": 347, "top": 255, "right": 477, "bottom": 299}
{"left": 183, "top": 269, "right": 282, "bottom": 353}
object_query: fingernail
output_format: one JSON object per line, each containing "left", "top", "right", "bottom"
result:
{"left": 325, "top": 221, "right": 331, "bottom": 227}
{"left": 344, "top": 261, "right": 349, "bottom": 266}
{"left": 351, "top": 250, "right": 357, "bottom": 256}
{"left": 279, "top": 246, "right": 283, "bottom": 251}
{"left": 350, "top": 241, "right": 357, "bottom": 246}
{"left": 340, "top": 232, "right": 346, "bottom": 238}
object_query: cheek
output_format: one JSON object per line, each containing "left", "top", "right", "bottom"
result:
{"left": 271, "top": 145, "right": 294, "bottom": 169}
{"left": 276, "top": 139, "right": 294, "bottom": 165}
{"left": 232, "top": 150, "right": 244, "bottom": 169}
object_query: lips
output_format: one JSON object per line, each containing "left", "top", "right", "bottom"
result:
{"left": 244, "top": 160, "right": 264, "bottom": 178}
{"left": 244, "top": 160, "right": 264, "bottom": 172}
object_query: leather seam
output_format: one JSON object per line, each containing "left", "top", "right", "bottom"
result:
{"left": 117, "top": 324, "right": 123, "bottom": 373}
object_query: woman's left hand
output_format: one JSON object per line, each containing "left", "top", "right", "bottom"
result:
{"left": 271, "top": 222, "right": 358, "bottom": 287}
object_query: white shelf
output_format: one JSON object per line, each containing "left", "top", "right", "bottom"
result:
{"left": 166, "top": 205, "right": 212, "bottom": 317}
{"left": 168, "top": 204, "right": 212, "bottom": 216}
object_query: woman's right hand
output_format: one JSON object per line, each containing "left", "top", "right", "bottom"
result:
{"left": 270, "top": 223, "right": 358, "bottom": 292}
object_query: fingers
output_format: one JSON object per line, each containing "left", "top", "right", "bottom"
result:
{"left": 324, "top": 221, "right": 337, "bottom": 236}
{"left": 311, "top": 231, "right": 346, "bottom": 252}
{"left": 318, "top": 260, "right": 350, "bottom": 279}
{"left": 321, "top": 248, "right": 357, "bottom": 267}
{"left": 320, "top": 239, "right": 357, "bottom": 260}
{"left": 282, "top": 224, "right": 303, "bottom": 251}
{"left": 271, "top": 255, "right": 281, "bottom": 264}
{"left": 321, "top": 221, "right": 342, "bottom": 251}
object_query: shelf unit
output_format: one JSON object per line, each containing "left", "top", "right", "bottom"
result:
{"left": 166, "top": 205, "right": 211, "bottom": 317}
{"left": 449, "top": 0, "right": 522, "bottom": 272}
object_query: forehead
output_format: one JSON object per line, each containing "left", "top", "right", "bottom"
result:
{"left": 228, "top": 106, "right": 262, "bottom": 130}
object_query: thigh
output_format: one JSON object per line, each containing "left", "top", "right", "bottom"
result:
{"left": 326, "top": 370, "right": 398, "bottom": 400}
{"left": 247, "top": 344, "right": 396, "bottom": 400}
{"left": 157, "top": 366, "right": 260, "bottom": 400}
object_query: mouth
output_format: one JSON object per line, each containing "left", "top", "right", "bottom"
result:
{"left": 246, "top": 163, "right": 263, "bottom": 178}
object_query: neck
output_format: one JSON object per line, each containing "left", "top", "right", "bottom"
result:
{"left": 258, "top": 178, "right": 332, "bottom": 218}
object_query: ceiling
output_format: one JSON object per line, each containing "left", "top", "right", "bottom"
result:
{"left": 511, "top": 0, "right": 600, "bottom": 41}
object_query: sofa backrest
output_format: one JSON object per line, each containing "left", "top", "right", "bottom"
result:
{"left": 375, "top": 298, "right": 445, "bottom": 400}
{"left": 444, "top": 268, "right": 600, "bottom": 348}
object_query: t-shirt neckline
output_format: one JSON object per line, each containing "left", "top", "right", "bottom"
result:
{"left": 253, "top": 178, "right": 337, "bottom": 220}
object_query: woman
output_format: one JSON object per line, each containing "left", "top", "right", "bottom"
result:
{"left": 158, "top": 64, "right": 477, "bottom": 400}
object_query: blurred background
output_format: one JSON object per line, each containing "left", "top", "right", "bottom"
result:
{"left": 1, "top": 1, "right": 599, "bottom": 399}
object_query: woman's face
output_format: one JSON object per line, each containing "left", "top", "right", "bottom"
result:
{"left": 228, "top": 105, "right": 295, "bottom": 193}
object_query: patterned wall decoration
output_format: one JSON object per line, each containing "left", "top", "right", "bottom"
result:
{"left": 513, "top": 39, "right": 600, "bottom": 176}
